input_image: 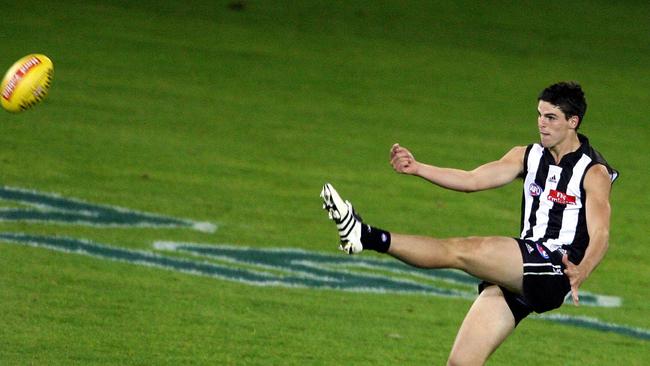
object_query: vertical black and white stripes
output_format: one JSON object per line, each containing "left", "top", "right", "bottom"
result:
{"left": 519, "top": 135, "right": 617, "bottom": 261}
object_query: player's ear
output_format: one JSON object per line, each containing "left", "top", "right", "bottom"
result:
{"left": 568, "top": 116, "right": 579, "bottom": 130}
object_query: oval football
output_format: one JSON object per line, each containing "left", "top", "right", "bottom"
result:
{"left": 1, "top": 54, "right": 54, "bottom": 113}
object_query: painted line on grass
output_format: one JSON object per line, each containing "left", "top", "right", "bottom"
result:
{"left": 0, "top": 233, "right": 473, "bottom": 298}
{"left": 0, "top": 186, "right": 216, "bottom": 232}
{"left": 1, "top": 234, "right": 646, "bottom": 341}
{"left": 152, "top": 241, "right": 621, "bottom": 308}
{"left": 536, "top": 314, "right": 650, "bottom": 340}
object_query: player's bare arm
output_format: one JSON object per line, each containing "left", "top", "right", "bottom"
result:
{"left": 324, "top": 82, "right": 619, "bottom": 364}
{"left": 390, "top": 143, "right": 526, "bottom": 192}
{"left": 563, "top": 164, "right": 612, "bottom": 305}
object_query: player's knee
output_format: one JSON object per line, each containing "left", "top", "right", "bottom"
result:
{"left": 454, "top": 236, "right": 491, "bottom": 269}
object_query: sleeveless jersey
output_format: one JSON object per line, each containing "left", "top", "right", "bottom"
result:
{"left": 519, "top": 134, "right": 618, "bottom": 263}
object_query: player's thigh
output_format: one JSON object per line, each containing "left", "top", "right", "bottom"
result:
{"left": 448, "top": 285, "right": 515, "bottom": 366}
{"left": 457, "top": 236, "right": 523, "bottom": 293}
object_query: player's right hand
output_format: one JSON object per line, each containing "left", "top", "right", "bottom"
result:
{"left": 390, "top": 143, "right": 419, "bottom": 175}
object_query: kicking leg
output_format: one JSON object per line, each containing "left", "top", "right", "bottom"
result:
{"left": 447, "top": 285, "right": 516, "bottom": 366}
{"left": 321, "top": 183, "right": 523, "bottom": 292}
{"left": 388, "top": 234, "right": 523, "bottom": 293}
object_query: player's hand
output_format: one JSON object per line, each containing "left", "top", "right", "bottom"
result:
{"left": 390, "top": 143, "right": 419, "bottom": 175}
{"left": 562, "top": 254, "right": 585, "bottom": 306}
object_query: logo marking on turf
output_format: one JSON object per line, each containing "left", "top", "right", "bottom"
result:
{"left": 0, "top": 186, "right": 215, "bottom": 232}
{"left": 0, "top": 186, "right": 646, "bottom": 341}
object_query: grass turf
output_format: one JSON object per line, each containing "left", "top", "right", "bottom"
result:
{"left": 1, "top": 0, "right": 649, "bottom": 364}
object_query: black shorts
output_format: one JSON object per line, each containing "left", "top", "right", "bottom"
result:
{"left": 478, "top": 238, "right": 571, "bottom": 325}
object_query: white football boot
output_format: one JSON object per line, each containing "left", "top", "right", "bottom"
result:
{"left": 320, "top": 183, "right": 363, "bottom": 254}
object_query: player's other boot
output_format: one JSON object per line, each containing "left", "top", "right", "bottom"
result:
{"left": 320, "top": 183, "right": 363, "bottom": 254}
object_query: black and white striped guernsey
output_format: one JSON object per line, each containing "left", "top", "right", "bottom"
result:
{"left": 519, "top": 134, "right": 618, "bottom": 264}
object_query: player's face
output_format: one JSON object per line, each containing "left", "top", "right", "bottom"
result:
{"left": 537, "top": 100, "right": 577, "bottom": 148}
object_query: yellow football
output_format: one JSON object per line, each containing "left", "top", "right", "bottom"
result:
{"left": 1, "top": 54, "right": 54, "bottom": 113}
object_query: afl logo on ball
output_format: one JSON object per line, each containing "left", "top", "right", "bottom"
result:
{"left": 528, "top": 182, "right": 542, "bottom": 197}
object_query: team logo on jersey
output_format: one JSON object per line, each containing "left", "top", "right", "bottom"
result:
{"left": 548, "top": 189, "right": 576, "bottom": 205}
{"left": 528, "top": 182, "right": 543, "bottom": 197}
{"left": 536, "top": 243, "right": 550, "bottom": 259}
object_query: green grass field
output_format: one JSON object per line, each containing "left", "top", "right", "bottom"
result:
{"left": 1, "top": 1, "right": 649, "bottom": 364}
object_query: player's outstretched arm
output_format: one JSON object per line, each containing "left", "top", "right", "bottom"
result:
{"left": 563, "top": 164, "right": 612, "bottom": 305}
{"left": 390, "top": 143, "right": 526, "bottom": 192}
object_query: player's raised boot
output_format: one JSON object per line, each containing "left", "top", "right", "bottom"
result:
{"left": 320, "top": 183, "right": 364, "bottom": 254}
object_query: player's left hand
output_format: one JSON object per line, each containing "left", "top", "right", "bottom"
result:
{"left": 562, "top": 254, "right": 584, "bottom": 306}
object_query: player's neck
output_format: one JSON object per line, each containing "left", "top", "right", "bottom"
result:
{"left": 549, "top": 133, "right": 581, "bottom": 164}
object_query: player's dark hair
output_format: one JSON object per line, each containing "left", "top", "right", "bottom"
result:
{"left": 538, "top": 81, "right": 587, "bottom": 129}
